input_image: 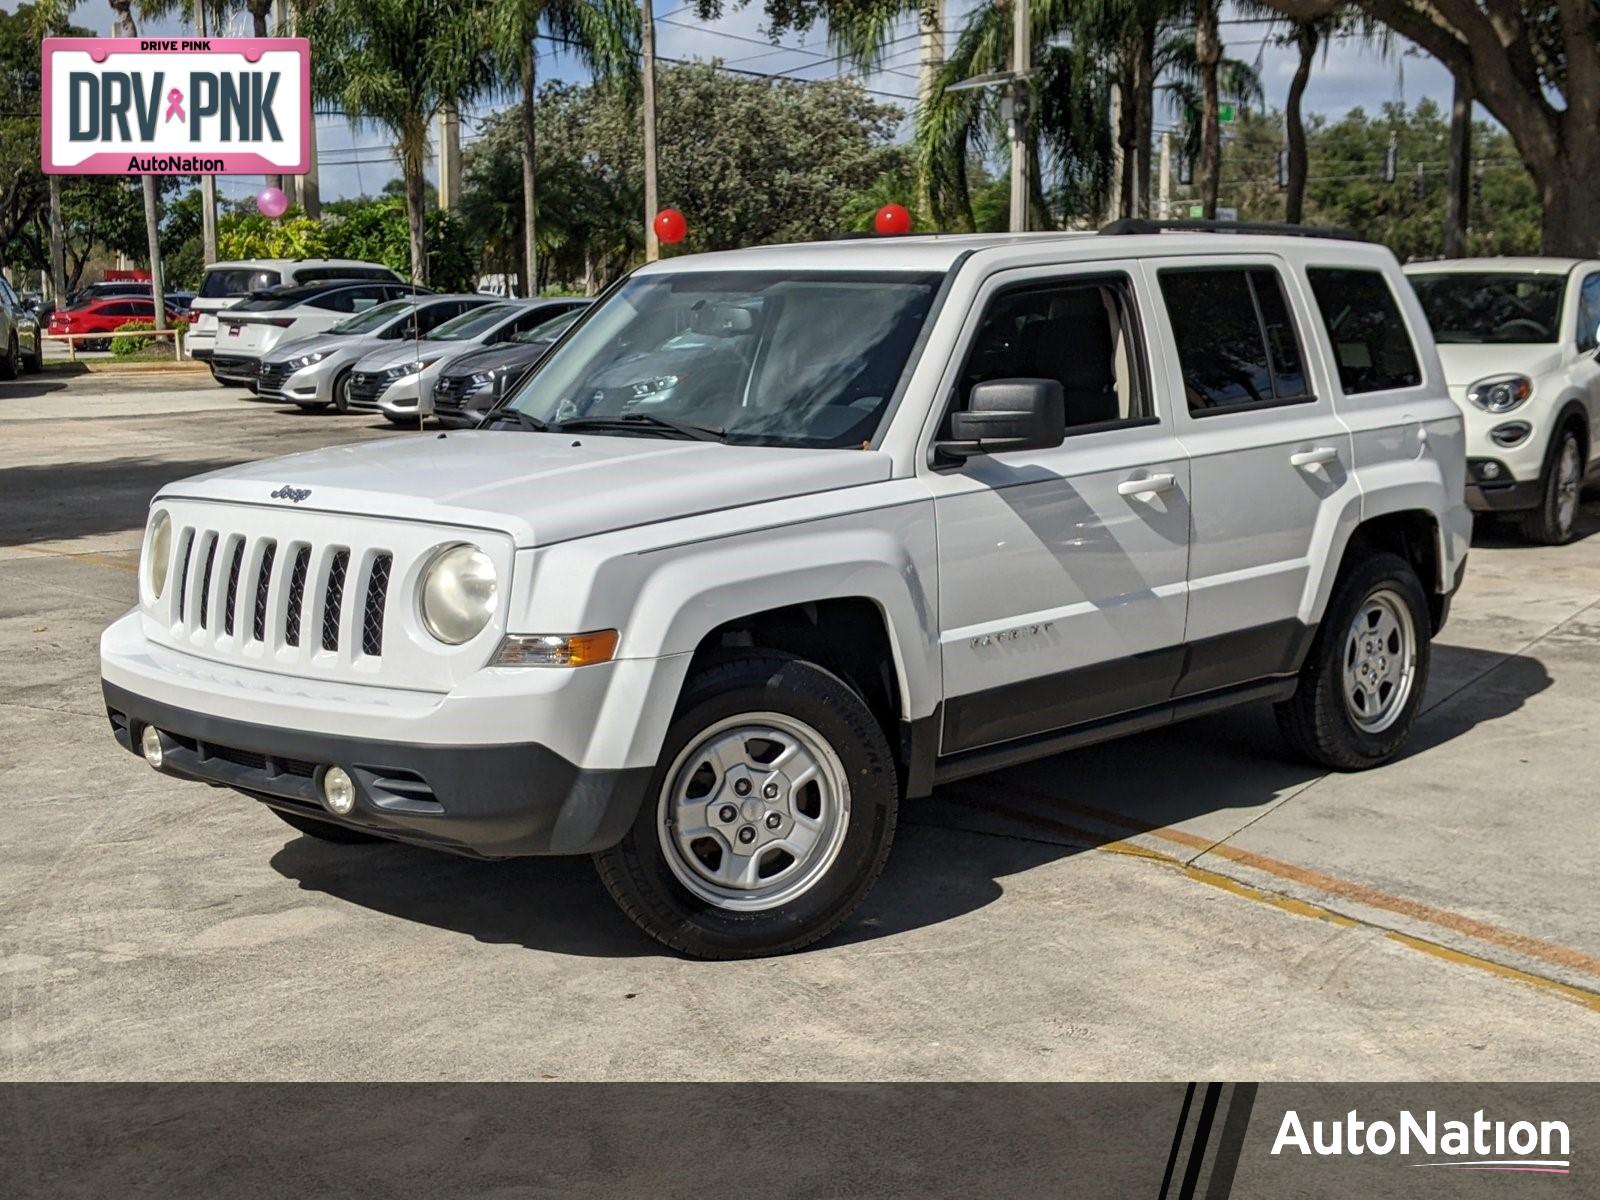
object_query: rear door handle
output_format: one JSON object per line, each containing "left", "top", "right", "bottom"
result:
{"left": 1290, "top": 447, "right": 1339, "bottom": 468}
{"left": 1118, "top": 473, "right": 1176, "bottom": 497}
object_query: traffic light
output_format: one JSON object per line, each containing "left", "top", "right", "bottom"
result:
{"left": 1383, "top": 136, "right": 1398, "bottom": 183}
{"left": 1413, "top": 164, "right": 1425, "bottom": 201}
{"left": 1473, "top": 163, "right": 1485, "bottom": 204}
{"left": 1178, "top": 155, "right": 1193, "bottom": 186}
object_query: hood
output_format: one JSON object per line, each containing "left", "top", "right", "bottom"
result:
{"left": 156, "top": 431, "right": 893, "bottom": 547}
{"left": 439, "top": 341, "right": 550, "bottom": 379}
{"left": 1432, "top": 342, "right": 1566, "bottom": 389}
{"left": 267, "top": 330, "right": 376, "bottom": 362}
{"left": 355, "top": 337, "right": 468, "bottom": 372}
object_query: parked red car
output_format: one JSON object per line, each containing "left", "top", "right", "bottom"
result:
{"left": 47, "top": 298, "right": 181, "bottom": 350}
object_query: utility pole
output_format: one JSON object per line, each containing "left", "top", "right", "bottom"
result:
{"left": 1444, "top": 71, "right": 1472, "bottom": 257}
{"left": 642, "top": 0, "right": 660, "bottom": 261}
{"left": 47, "top": 176, "right": 66, "bottom": 302}
{"left": 1158, "top": 131, "right": 1171, "bottom": 220}
{"left": 438, "top": 108, "right": 462, "bottom": 211}
{"left": 198, "top": 0, "right": 218, "bottom": 265}
{"left": 1007, "top": 0, "right": 1029, "bottom": 233}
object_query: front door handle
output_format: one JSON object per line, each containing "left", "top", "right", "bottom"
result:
{"left": 1290, "top": 446, "right": 1340, "bottom": 468}
{"left": 1118, "top": 473, "right": 1176, "bottom": 498}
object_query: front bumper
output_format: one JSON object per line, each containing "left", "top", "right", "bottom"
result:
{"left": 1465, "top": 458, "right": 1543, "bottom": 512}
{"left": 210, "top": 352, "right": 261, "bottom": 386}
{"left": 104, "top": 679, "right": 652, "bottom": 858}
{"left": 257, "top": 359, "right": 332, "bottom": 405}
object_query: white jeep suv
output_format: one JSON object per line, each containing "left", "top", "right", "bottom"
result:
{"left": 1405, "top": 258, "right": 1600, "bottom": 543}
{"left": 102, "top": 224, "right": 1470, "bottom": 959}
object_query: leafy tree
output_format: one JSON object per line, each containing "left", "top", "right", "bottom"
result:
{"left": 1259, "top": 0, "right": 1600, "bottom": 254}
{"left": 307, "top": 0, "right": 493, "bottom": 284}
{"left": 487, "top": 0, "right": 637, "bottom": 296}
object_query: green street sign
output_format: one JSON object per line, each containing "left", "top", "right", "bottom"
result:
{"left": 1188, "top": 204, "right": 1205, "bottom": 218}
{"left": 1218, "top": 102, "right": 1237, "bottom": 124}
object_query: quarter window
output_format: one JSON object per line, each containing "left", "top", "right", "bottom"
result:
{"left": 1307, "top": 268, "right": 1422, "bottom": 394}
{"left": 947, "top": 274, "right": 1152, "bottom": 436}
{"left": 1159, "top": 267, "right": 1311, "bottom": 414}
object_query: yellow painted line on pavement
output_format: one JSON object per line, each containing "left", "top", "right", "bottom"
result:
{"left": 958, "top": 784, "right": 1600, "bottom": 1013}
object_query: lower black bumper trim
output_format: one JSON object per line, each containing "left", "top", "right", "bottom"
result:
{"left": 1465, "top": 478, "right": 1542, "bottom": 513}
{"left": 103, "top": 680, "right": 651, "bottom": 858}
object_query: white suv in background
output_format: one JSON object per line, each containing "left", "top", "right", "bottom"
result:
{"left": 1406, "top": 258, "right": 1600, "bottom": 543}
{"left": 187, "top": 259, "right": 404, "bottom": 375}
{"left": 103, "top": 222, "right": 1470, "bottom": 959}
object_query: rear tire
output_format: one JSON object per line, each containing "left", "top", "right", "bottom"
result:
{"left": 594, "top": 652, "right": 898, "bottom": 960}
{"left": 1518, "top": 427, "right": 1583, "bottom": 545}
{"left": 270, "top": 807, "right": 385, "bottom": 844}
{"left": 1276, "top": 551, "right": 1431, "bottom": 771}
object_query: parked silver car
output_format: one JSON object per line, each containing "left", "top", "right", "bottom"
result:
{"left": 256, "top": 295, "right": 498, "bottom": 412}
{"left": 346, "top": 299, "right": 586, "bottom": 424}
{"left": 0, "top": 276, "right": 43, "bottom": 377}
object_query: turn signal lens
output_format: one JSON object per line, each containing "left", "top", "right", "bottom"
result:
{"left": 492, "top": 629, "right": 619, "bottom": 667}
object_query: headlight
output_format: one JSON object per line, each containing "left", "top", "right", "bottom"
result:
{"left": 1466, "top": 374, "right": 1533, "bottom": 413}
{"left": 419, "top": 543, "right": 498, "bottom": 644}
{"left": 492, "top": 630, "right": 619, "bottom": 667}
{"left": 630, "top": 374, "right": 678, "bottom": 399}
{"left": 145, "top": 510, "right": 172, "bottom": 600}
{"left": 285, "top": 349, "right": 330, "bottom": 369}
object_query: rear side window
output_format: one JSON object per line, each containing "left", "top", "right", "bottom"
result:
{"left": 1307, "top": 268, "right": 1422, "bottom": 394}
{"left": 1578, "top": 274, "right": 1600, "bottom": 354}
{"left": 200, "top": 269, "right": 279, "bottom": 298}
{"left": 1158, "top": 267, "right": 1310, "bottom": 415}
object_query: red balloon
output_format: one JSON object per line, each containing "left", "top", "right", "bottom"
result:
{"left": 874, "top": 203, "right": 912, "bottom": 235}
{"left": 654, "top": 208, "right": 688, "bottom": 245}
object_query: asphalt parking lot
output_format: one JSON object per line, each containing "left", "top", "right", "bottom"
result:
{"left": 4, "top": 365, "right": 1599, "bottom": 1081}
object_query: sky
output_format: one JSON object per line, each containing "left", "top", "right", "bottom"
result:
{"left": 16, "top": 0, "right": 1463, "bottom": 205}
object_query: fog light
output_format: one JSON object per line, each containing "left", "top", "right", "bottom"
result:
{"left": 140, "top": 726, "right": 164, "bottom": 769}
{"left": 1480, "top": 461, "right": 1503, "bottom": 480}
{"left": 321, "top": 766, "right": 357, "bottom": 816}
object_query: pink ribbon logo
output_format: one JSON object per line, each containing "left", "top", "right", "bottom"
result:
{"left": 164, "top": 88, "right": 185, "bottom": 123}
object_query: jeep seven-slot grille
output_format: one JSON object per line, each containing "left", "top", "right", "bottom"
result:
{"left": 171, "top": 529, "right": 392, "bottom": 659}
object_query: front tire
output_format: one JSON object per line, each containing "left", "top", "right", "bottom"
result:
{"left": 0, "top": 334, "right": 18, "bottom": 380}
{"left": 1276, "top": 551, "right": 1431, "bottom": 770}
{"left": 1518, "top": 427, "right": 1583, "bottom": 545}
{"left": 270, "top": 807, "right": 385, "bottom": 844}
{"left": 24, "top": 334, "right": 43, "bottom": 372}
{"left": 594, "top": 653, "right": 898, "bottom": 960}
{"left": 332, "top": 367, "right": 353, "bottom": 414}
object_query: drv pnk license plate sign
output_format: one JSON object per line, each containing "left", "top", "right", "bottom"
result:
{"left": 41, "top": 38, "right": 309, "bottom": 175}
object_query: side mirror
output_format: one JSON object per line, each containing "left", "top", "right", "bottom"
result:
{"left": 935, "top": 378, "right": 1066, "bottom": 461}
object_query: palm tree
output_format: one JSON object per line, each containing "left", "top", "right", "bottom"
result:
{"left": 1191, "top": 0, "right": 1221, "bottom": 218}
{"left": 106, "top": 0, "right": 167, "bottom": 330}
{"left": 309, "top": 0, "right": 493, "bottom": 284}
{"left": 917, "top": 0, "right": 1113, "bottom": 230}
{"left": 488, "top": 0, "right": 637, "bottom": 297}
{"left": 1158, "top": 31, "right": 1262, "bottom": 205}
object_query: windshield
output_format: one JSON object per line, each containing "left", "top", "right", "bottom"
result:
{"left": 1410, "top": 272, "right": 1566, "bottom": 344}
{"left": 504, "top": 271, "right": 942, "bottom": 448}
{"left": 430, "top": 304, "right": 519, "bottom": 341}
{"left": 331, "top": 299, "right": 413, "bottom": 335}
{"left": 200, "top": 268, "right": 281, "bottom": 298}
{"left": 511, "top": 310, "right": 580, "bottom": 345}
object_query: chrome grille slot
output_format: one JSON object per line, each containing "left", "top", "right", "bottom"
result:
{"left": 197, "top": 533, "right": 218, "bottom": 630}
{"left": 222, "top": 537, "right": 244, "bottom": 636}
{"left": 362, "top": 553, "right": 392, "bottom": 657}
{"left": 322, "top": 550, "right": 350, "bottom": 652}
{"left": 285, "top": 545, "right": 310, "bottom": 648}
{"left": 252, "top": 541, "right": 276, "bottom": 642}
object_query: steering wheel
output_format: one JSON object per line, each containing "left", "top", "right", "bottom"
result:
{"left": 1497, "top": 318, "right": 1549, "bottom": 339}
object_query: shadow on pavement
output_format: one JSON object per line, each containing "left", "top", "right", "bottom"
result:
{"left": 270, "top": 642, "right": 1551, "bottom": 959}
{"left": 0, "top": 455, "right": 244, "bottom": 545}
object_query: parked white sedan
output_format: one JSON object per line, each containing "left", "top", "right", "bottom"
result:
{"left": 345, "top": 299, "right": 586, "bottom": 423}
{"left": 210, "top": 279, "right": 424, "bottom": 389}
{"left": 1406, "top": 258, "right": 1600, "bottom": 543}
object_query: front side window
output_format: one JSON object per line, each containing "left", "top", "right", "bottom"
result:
{"left": 1306, "top": 268, "right": 1422, "bottom": 394}
{"left": 1577, "top": 274, "right": 1600, "bottom": 354}
{"left": 503, "top": 271, "right": 942, "bottom": 448}
{"left": 430, "top": 304, "right": 521, "bottom": 341}
{"left": 945, "top": 274, "right": 1151, "bottom": 436}
{"left": 331, "top": 299, "right": 412, "bottom": 336}
{"left": 1408, "top": 272, "right": 1566, "bottom": 344}
{"left": 1159, "top": 267, "right": 1311, "bottom": 414}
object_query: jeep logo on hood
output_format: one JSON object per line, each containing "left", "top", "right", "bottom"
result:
{"left": 270, "top": 485, "right": 311, "bottom": 503}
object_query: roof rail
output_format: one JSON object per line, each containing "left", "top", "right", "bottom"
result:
{"left": 1098, "top": 218, "right": 1363, "bottom": 242}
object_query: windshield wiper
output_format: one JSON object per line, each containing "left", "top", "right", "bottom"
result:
{"left": 481, "top": 408, "right": 549, "bottom": 432}
{"left": 554, "top": 413, "right": 725, "bottom": 442}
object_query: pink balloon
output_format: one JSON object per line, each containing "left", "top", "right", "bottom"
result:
{"left": 256, "top": 186, "right": 289, "bottom": 219}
